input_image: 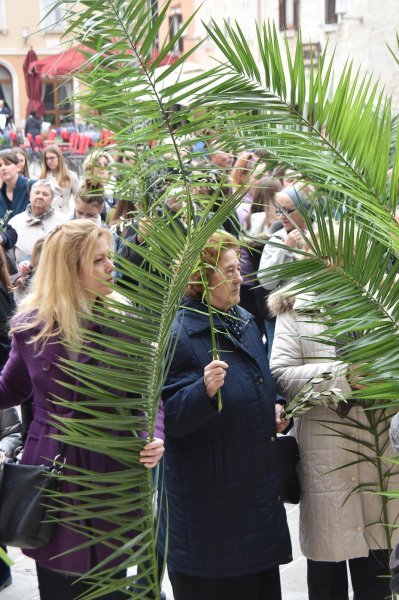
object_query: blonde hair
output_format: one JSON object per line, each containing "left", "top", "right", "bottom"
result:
{"left": 245, "top": 176, "right": 282, "bottom": 230}
{"left": 12, "top": 220, "right": 114, "bottom": 347}
{"left": 186, "top": 230, "right": 240, "bottom": 301}
{"left": 83, "top": 149, "right": 114, "bottom": 179}
{"left": 13, "top": 147, "right": 30, "bottom": 178}
{"left": 231, "top": 151, "right": 259, "bottom": 186}
{"left": 40, "top": 145, "right": 71, "bottom": 188}
{"left": 0, "top": 245, "right": 10, "bottom": 291}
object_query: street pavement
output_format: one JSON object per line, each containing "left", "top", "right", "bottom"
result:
{"left": 1, "top": 505, "right": 353, "bottom": 599}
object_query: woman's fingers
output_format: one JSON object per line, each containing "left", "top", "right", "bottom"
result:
{"left": 204, "top": 359, "right": 229, "bottom": 398}
{"left": 139, "top": 437, "right": 164, "bottom": 469}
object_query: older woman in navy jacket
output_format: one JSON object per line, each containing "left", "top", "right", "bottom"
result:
{"left": 159, "top": 230, "right": 292, "bottom": 600}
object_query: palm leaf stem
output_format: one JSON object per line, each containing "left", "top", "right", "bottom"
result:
{"left": 367, "top": 409, "right": 393, "bottom": 554}
{"left": 200, "top": 254, "right": 222, "bottom": 411}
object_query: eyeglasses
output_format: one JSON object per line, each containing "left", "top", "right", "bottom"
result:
{"left": 46, "top": 156, "right": 58, "bottom": 161}
{"left": 275, "top": 207, "right": 296, "bottom": 216}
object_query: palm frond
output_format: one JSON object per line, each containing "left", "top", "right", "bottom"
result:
{"left": 41, "top": 1, "right": 399, "bottom": 592}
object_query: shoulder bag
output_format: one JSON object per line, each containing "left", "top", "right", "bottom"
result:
{"left": 0, "top": 446, "right": 65, "bottom": 549}
{"left": 277, "top": 434, "right": 300, "bottom": 504}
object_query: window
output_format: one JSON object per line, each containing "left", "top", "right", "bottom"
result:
{"left": 0, "top": 0, "right": 5, "bottom": 31}
{"left": 40, "top": 0, "right": 65, "bottom": 30}
{"left": 279, "top": 0, "right": 299, "bottom": 31}
{"left": 325, "top": 0, "right": 338, "bottom": 24}
{"left": 169, "top": 11, "right": 183, "bottom": 54}
{"left": 302, "top": 43, "right": 321, "bottom": 68}
{"left": 223, "top": 0, "right": 230, "bottom": 26}
{"left": 241, "top": 0, "right": 254, "bottom": 38}
{"left": 0, "top": 65, "right": 13, "bottom": 116}
{"left": 42, "top": 79, "right": 73, "bottom": 127}
{"left": 151, "top": 0, "right": 159, "bottom": 50}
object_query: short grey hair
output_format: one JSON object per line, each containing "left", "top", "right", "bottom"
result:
{"left": 30, "top": 179, "right": 54, "bottom": 200}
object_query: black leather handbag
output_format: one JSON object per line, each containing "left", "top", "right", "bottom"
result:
{"left": 0, "top": 452, "right": 65, "bottom": 549}
{"left": 277, "top": 435, "right": 300, "bottom": 504}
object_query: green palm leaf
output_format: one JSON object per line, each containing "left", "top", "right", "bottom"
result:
{"left": 37, "top": 1, "right": 399, "bottom": 594}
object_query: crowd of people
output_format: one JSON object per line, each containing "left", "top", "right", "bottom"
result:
{"left": 0, "top": 140, "right": 397, "bottom": 600}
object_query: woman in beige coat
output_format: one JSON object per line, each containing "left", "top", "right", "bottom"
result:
{"left": 269, "top": 291, "right": 399, "bottom": 600}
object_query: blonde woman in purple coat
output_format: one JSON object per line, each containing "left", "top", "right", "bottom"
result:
{"left": 0, "top": 220, "right": 164, "bottom": 599}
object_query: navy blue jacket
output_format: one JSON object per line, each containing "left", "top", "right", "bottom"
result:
{"left": 0, "top": 175, "right": 36, "bottom": 220}
{"left": 159, "top": 299, "right": 292, "bottom": 577}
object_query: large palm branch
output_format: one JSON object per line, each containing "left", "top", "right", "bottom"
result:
{"left": 37, "top": 2, "right": 252, "bottom": 599}
{"left": 196, "top": 17, "right": 399, "bottom": 564}
{"left": 43, "top": 1, "right": 399, "bottom": 597}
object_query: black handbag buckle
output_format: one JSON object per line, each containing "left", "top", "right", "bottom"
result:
{"left": 51, "top": 454, "right": 66, "bottom": 476}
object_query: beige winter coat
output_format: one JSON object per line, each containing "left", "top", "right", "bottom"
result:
{"left": 269, "top": 293, "right": 399, "bottom": 562}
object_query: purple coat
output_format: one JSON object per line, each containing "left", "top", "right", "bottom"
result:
{"left": 0, "top": 322, "right": 163, "bottom": 574}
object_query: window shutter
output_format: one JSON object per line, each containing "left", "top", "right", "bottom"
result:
{"left": 293, "top": 0, "right": 299, "bottom": 28}
{"left": 40, "top": 0, "right": 64, "bottom": 28}
{"left": 169, "top": 13, "right": 183, "bottom": 53}
{"left": 325, "top": 0, "right": 338, "bottom": 23}
{"left": 279, "top": 1, "right": 299, "bottom": 31}
{"left": 0, "top": 0, "right": 5, "bottom": 31}
{"left": 279, "top": 0, "right": 285, "bottom": 31}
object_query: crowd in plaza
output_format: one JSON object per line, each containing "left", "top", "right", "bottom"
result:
{"left": 0, "top": 136, "right": 397, "bottom": 600}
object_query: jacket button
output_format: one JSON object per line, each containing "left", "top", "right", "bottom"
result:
{"left": 357, "top": 526, "right": 363, "bottom": 532}
{"left": 41, "top": 361, "right": 51, "bottom": 372}
{"left": 258, "top": 377, "right": 264, "bottom": 384}
{"left": 271, "top": 436, "right": 276, "bottom": 442}
{"left": 277, "top": 496, "right": 281, "bottom": 501}
{"left": 351, "top": 476, "right": 357, "bottom": 482}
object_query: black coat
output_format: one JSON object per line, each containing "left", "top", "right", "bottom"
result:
{"left": 0, "top": 283, "right": 20, "bottom": 458}
{"left": 159, "top": 299, "right": 292, "bottom": 577}
{"left": 24, "top": 116, "right": 42, "bottom": 138}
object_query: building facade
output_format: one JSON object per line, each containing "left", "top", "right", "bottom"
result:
{"left": 1, "top": 1, "right": 398, "bottom": 127}
{"left": 164, "top": 0, "right": 399, "bottom": 113}
{"left": 270, "top": 0, "right": 399, "bottom": 112}
{"left": 0, "top": 0, "right": 71, "bottom": 127}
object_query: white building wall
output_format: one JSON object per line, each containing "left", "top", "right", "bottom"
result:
{"left": 192, "top": 0, "right": 260, "bottom": 66}
{"left": 260, "top": 0, "right": 399, "bottom": 112}
{"left": 322, "top": 0, "right": 399, "bottom": 111}
{"left": 190, "top": 0, "right": 399, "bottom": 113}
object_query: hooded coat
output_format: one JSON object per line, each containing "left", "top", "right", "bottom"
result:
{"left": 159, "top": 298, "right": 292, "bottom": 578}
{"left": 269, "top": 293, "right": 399, "bottom": 562}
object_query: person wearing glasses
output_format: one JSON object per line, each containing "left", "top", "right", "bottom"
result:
{"left": 258, "top": 184, "right": 313, "bottom": 290}
{"left": 40, "top": 146, "right": 79, "bottom": 214}
{"left": 160, "top": 231, "right": 292, "bottom": 600}
{"left": 257, "top": 184, "right": 313, "bottom": 354}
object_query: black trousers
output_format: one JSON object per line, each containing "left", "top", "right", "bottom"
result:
{"left": 36, "top": 564, "right": 127, "bottom": 600}
{"left": 0, "top": 545, "right": 10, "bottom": 583}
{"left": 307, "top": 550, "right": 390, "bottom": 600}
{"left": 169, "top": 566, "right": 282, "bottom": 600}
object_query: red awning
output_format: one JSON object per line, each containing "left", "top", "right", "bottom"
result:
{"left": 28, "top": 45, "right": 94, "bottom": 78}
{"left": 29, "top": 45, "right": 178, "bottom": 79}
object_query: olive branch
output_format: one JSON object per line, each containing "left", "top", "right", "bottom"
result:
{"left": 281, "top": 372, "right": 348, "bottom": 420}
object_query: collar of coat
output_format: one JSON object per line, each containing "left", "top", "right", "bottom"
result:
{"left": 177, "top": 297, "right": 253, "bottom": 337}
{"left": 268, "top": 289, "right": 317, "bottom": 317}
{"left": 26, "top": 203, "right": 54, "bottom": 224}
